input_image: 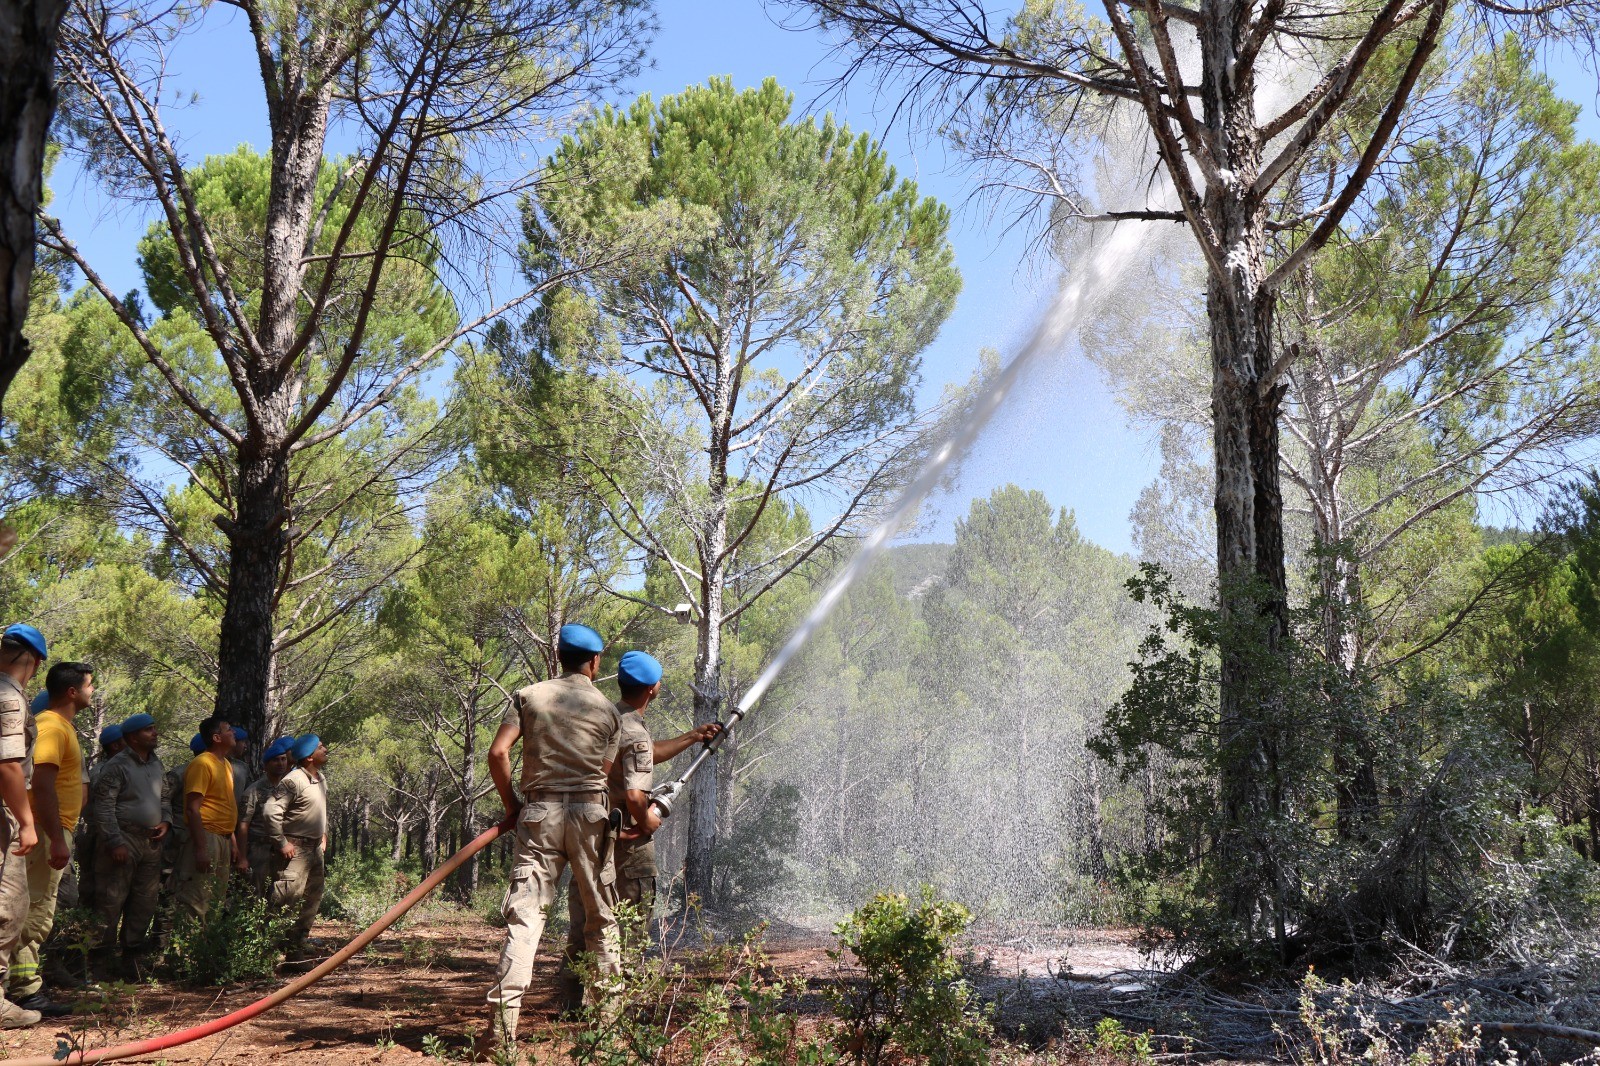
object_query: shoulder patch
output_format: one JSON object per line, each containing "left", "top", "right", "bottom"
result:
{"left": 631, "top": 741, "right": 650, "bottom": 753}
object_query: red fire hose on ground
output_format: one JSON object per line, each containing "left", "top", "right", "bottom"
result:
{"left": 1, "top": 816, "right": 515, "bottom": 1066}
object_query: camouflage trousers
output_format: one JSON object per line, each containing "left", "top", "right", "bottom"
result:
{"left": 246, "top": 839, "right": 273, "bottom": 897}
{"left": 488, "top": 797, "right": 618, "bottom": 1044}
{"left": 95, "top": 829, "right": 163, "bottom": 952}
{"left": 9, "top": 832, "right": 71, "bottom": 997}
{"left": 0, "top": 811, "right": 34, "bottom": 1011}
{"left": 268, "top": 837, "right": 324, "bottom": 947}
{"left": 172, "top": 830, "right": 231, "bottom": 926}
{"left": 568, "top": 870, "right": 655, "bottom": 959}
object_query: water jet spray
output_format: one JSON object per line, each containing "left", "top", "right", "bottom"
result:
{"left": 648, "top": 210, "right": 1168, "bottom": 821}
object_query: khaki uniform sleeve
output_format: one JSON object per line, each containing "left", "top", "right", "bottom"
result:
{"left": 237, "top": 784, "right": 260, "bottom": 833}
{"left": 264, "top": 775, "right": 299, "bottom": 845}
{"left": 603, "top": 714, "right": 619, "bottom": 765}
{"left": 0, "top": 692, "right": 25, "bottom": 762}
{"left": 92, "top": 759, "right": 128, "bottom": 849}
{"left": 500, "top": 691, "right": 523, "bottom": 730}
{"left": 618, "top": 738, "right": 653, "bottom": 793}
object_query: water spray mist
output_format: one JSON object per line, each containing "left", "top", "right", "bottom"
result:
{"left": 649, "top": 205, "right": 1170, "bottom": 819}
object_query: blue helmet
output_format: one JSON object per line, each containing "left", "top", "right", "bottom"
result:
{"left": 557, "top": 624, "right": 604, "bottom": 656}
{"left": 618, "top": 651, "right": 663, "bottom": 688}
{"left": 264, "top": 736, "right": 294, "bottom": 761}
{"left": 2, "top": 624, "right": 46, "bottom": 661}
{"left": 290, "top": 733, "right": 321, "bottom": 762}
{"left": 98, "top": 723, "right": 124, "bottom": 747}
{"left": 189, "top": 732, "right": 206, "bottom": 755}
{"left": 119, "top": 713, "right": 156, "bottom": 734}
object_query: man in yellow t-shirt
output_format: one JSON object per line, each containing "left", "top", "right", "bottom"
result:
{"left": 174, "top": 716, "right": 240, "bottom": 925}
{"left": 10, "top": 662, "right": 92, "bottom": 1015}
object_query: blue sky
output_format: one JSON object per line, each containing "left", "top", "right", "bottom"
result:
{"left": 49, "top": 1, "right": 1600, "bottom": 554}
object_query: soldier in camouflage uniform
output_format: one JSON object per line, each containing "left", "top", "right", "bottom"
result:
{"left": 263, "top": 734, "right": 328, "bottom": 958}
{"left": 237, "top": 737, "right": 292, "bottom": 895}
{"left": 76, "top": 722, "right": 127, "bottom": 913}
{"left": 485, "top": 624, "right": 620, "bottom": 1048}
{"left": 566, "top": 650, "right": 720, "bottom": 973}
{"left": 0, "top": 625, "right": 45, "bottom": 1028}
{"left": 90, "top": 713, "right": 170, "bottom": 974}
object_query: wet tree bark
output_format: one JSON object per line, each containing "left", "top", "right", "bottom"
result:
{"left": 0, "top": 0, "right": 65, "bottom": 418}
{"left": 1197, "top": 4, "right": 1291, "bottom": 944}
{"left": 685, "top": 507, "right": 727, "bottom": 903}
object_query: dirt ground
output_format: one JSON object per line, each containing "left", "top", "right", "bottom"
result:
{"left": 0, "top": 915, "right": 1162, "bottom": 1065}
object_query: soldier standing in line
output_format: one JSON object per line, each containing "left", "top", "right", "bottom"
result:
{"left": 77, "top": 722, "right": 127, "bottom": 912}
{"left": 229, "top": 727, "right": 253, "bottom": 812}
{"left": 90, "top": 725, "right": 125, "bottom": 771}
{"left": 152, "top": 732, "right": 205, "bottom": 949}
{"left": 237, "top": 737, "right": 292, "bottom": 895}
{"left": 263, "top": 734, "right": 328, "bottom": 959}
{"left": 485, "top": 623, "right": 620, "bottom": 1049}
{"left": 173, "top": 717, "right": 240, "bottom": 925}
{"left": 89, "top": 713, "right": 170, "bottom": 977}
{"left": 10, "top": 662, "right": 95, "bottom": 1017}
{"left": 160, "top": 733, "right": 204, "bottom": 878}
{"left": 0, "top": 625, "right": 45, "bottom": 1028}
{"left": 565, "top": 650, "right": 721, "bottom": 980}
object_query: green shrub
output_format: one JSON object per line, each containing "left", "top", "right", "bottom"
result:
{"left": 1091, "top": 1019, "right": 1152, "bottom": 1065}
{"left": 323, "top": 849, "right": 413, "bottom": 927}
{"left": 163, "top": 880, "right": 292, "bottom": 984}
{"left": 567, "top": 913, "right": 835, "bottom": 1066}
{"left": 828, "top": 887, "right": 993, "bottom": 1066}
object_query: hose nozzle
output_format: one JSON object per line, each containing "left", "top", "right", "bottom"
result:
{"left": 649, "top": 780, "right": 684, "bottom": 818}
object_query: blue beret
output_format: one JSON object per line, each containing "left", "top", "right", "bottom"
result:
{"left": 557, "top": 623, "right": 604, "bottom": 656}
{"left": 29, "top": 691, "right": 47, "bottom": 713}
{"left": 264, "top": 736, "right": 294, "bottom": 761}
{"left": 189, "top": 732, "right": 206, "bottom": 755}
{"left": 618, "top": 651, "right": 663, "bottom": 688}
{"left": 120, "top": 713, "right": 155, "bottom": 733}
{"left": 99, "top": 724, "right": 123, "bottom": 746}
{"left": 232, "top": 726, "right": 248, "bottom": 742}
{"left": 2, "top": 624, "right": 46, "bottom": 660}
{"left": 291, "top": 733, "right": 321, "bottom": 761}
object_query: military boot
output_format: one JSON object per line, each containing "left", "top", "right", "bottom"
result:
{"left": 0, "top": 999, "right": 40, "bottom": 1028}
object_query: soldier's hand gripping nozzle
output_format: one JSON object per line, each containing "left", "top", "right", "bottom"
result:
{"left": 649, "top": 713, "right": 739, "bottom": 819}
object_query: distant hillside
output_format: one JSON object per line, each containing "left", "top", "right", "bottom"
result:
{"left": 1481, "top": 525, "right": 1532, "bottom": 548}
{"left": 882, "top": 542, "right": 952, "bottom": 600}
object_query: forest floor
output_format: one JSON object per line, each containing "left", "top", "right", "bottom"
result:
{"left": 0, "top": 914, "right": 1588, "bottom": 1066}
{"left": 0, "top": 914, "right": 1175, "bottom": 1065}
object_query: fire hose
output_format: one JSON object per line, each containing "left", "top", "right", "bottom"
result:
{"left": 0, "top": 814, "right": 515, "bottom": 1066}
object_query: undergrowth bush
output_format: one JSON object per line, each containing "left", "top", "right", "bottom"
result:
{"left": 323, "top": 849, "right": 414, "bottom": 927}
{"left": 163, "top": 880, "right": 291, "bottom": 984}
{"left": 567, "top": 905, "right": 835, "bottom": 1066}
{"left": 1287, "top": 973, "right": 1513, "bottom": 1066}
{"left": 828, "top": 887, "right": 993, "bottom": 1066}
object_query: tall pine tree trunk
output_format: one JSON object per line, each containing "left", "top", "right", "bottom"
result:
{"left": 0, "top": 0, "right": 65, "bottom": 417}
{"left": 1200, "top": 12, "right": 1291, "bottom": 944}
{"left": 684, "top": 406, "right": 731, "bottom": 904}
{"left": 210, "top": 76, "right": 331, "bottom": 741}
{"left": 684, "top": 554, "right": 726, "bottom": 903}
{"left": 215, "top": 442, "right": 292, "bottom": 742}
